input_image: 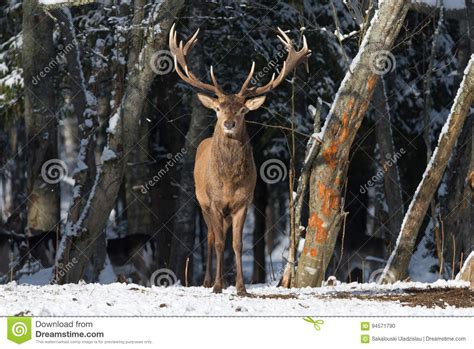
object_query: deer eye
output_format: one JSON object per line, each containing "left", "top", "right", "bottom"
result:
{"left": 215, "top": 106, "right": 220, "bottom": 112}
{"left": 239, "top": 107, "right": 247, "bottom": 115}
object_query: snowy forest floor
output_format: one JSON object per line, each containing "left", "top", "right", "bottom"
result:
{"left": 0, "top": 280, "right": 472, "bottom": 316}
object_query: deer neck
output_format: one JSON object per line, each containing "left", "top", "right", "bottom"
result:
{"left": 210, "top": 125, "right": 253, "bottom": 179}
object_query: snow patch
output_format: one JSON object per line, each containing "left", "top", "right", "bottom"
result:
{"left": 1, "top": 280, "right": 470, "bottom": 316}
{"left": 106, "top": 112, "right": 120, "bottom": 134}
{"left": 101, "top": 147, "right": 117, "bottom": 162}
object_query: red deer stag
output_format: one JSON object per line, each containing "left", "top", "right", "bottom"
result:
{"left": 169, "top": 24, "right": 310, "bottom": 295}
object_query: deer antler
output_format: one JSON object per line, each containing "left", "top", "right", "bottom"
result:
{"left": 169, "top": 23, "right": 224, "bottom": 96}
{"left": 238, "top": 28, "right": 311, "bottom": 97}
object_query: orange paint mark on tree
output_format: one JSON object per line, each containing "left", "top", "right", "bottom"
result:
{"left": 308, "top": 212, "right": 327, "bottom": 243}
{"left": 338, "top": 108, "right": 350, "bottom": 144}
{"left": 322, "top": 143, "right": 338, "bottom": 168}
{"left": 317, "top": 181, "right": 341, "bottom": 217}
{"left": 310, "top": 249, "right": 317, "bottom": 257}
{"left": 322, "top": 97, "right": 354, "bottom": 168}
{"left": 316, "top": 229, "right": 328, "bottom": 243}
{"left": 318, "top": 181, "right": 325, "bottom": 199}
{"left": 367, "top": 75, "right": 377, "bottom": 93}
{"left": 308, "top": 212, "right": 320, "bottom": 230}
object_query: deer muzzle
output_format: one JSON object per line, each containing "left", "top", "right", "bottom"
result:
{"left": 223, "top": 120, "right": 236, "bottom": 133}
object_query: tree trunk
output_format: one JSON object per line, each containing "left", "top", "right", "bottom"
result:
{"left": 295, "top": 0, "right": 410, "bottom": 288}
{"left": 168, "top": 3, "right": 213, "bottom": 284}
{"left": 381, "top": 56, "right": 474, "bottom": 282}
{"left": 169, "top": 94, "right": 212, "bottom": 285}
{"left": 443, "top": 0, "right": 474, "bottom": 278}
{"left": 124, "top": 99, "right": 154, "bottom": 236}
{"left": 23, "top": 0, "right": 60, "bottom": 236}
{"left": 280, "top": 99, "right": 322, "bottom": 288}
{"left": 251, "top": 178, "right": 267, "bottom": 284}
{"left": 54, "top": 0, "right": 184, "bottom": 283}
{"left": 456, "top": 251, "right": 473, "bottom": 288}
{"left": 373, "top": 78, "right": 404, "bottom": 246}
{"left": 51, "top": 7, "right": 104, "bottom": 281}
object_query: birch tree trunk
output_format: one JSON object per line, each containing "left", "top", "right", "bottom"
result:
{"left": 54, "top": 0, "right": 184, "bottom": 283}
{"left": 294, "top": 0, "right": 410, "bottom": 287}
{"left": 381, "top": 56, "right": 474, "bottom": 282}
{"left": 23, "top": 0, "right": 60, "bottom": 236}
{"left": 443, "top": 0, "right": 474, "bottom": 278}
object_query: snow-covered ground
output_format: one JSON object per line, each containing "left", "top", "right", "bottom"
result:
{"left": 0, "top": 280, "right": 471, "bottom": 316}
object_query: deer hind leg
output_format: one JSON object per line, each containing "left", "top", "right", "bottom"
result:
{"left": 232, "top": 206, "right": 248, "bottom": 296}
{"left": 202, "top": 210, "right": 214, "bottom": 288}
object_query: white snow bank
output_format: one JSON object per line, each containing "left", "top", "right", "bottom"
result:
{"left": 0, "top": 280, "right": 471, "bottom": 316}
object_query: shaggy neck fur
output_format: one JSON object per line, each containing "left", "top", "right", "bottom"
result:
{"left": 210, "top": 124, "right": 253, "bottom": 180}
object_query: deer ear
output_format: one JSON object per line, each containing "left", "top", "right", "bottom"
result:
{"left": 244, "top": 96, "right": 266, "bottom": 111}
{"left": 197, "top": 93, "right": 217, "bottom": 110}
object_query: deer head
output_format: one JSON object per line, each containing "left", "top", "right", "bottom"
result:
{"left": 169, "top": 24, "right": 311, "bottom": 139}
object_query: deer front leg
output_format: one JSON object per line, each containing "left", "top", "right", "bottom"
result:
{"left": 210, "top": 211, "right": 224, "bottom": 293}
{"left": 222, "top": 215, "right": 232, "bottom": 289}
{"left": 203, "top": 230, "right": 214, "bottom": 287}
{"left": 232, "top": 205, "right": 248, "bottom": 296}
{"left": 202, "top": 211, "right": 214, "bottom": 288}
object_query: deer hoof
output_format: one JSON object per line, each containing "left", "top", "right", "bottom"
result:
{"left": 237, "top": 287, "right": 248, "bottom": 297}
{"left": 213, "top": 285, "right": 223, "bottom": 294}
{"left": 203, "top": 279, "right": 212, "bottom": 288}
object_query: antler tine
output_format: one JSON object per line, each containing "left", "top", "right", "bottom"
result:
{"left": 210, "top": 66, "right": 224, "bottom": 94}
{"left": 239, "top": 29, "right": 310, "bottom": 97}
{"left": 183, "top": 28, "right": 199, "bottom": 55}
{"left": 302, "top": 34, "right": 308, "bottom": 50}
{"left": 277, "top": 27, "right": 292, "bottom": 44}
{"left": 242, "top": 72, "right": 275, "bottom": 96}
{"left": 168, "top": 23, "right": 223, "bottom": 96}
{"left": 237, "top": 61, "right": 256, "bottom": 96}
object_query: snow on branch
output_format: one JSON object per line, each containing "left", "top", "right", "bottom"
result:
{"left": 39, "top": 0, "right": 98, "bottom": 9}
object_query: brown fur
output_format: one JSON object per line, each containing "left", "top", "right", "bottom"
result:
{"left": 194, "top": 94, "right": 262, "bottom": 295}
{"left": 170, "top": 25, "right": 310, "bottom": 295}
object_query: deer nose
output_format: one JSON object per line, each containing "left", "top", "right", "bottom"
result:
{"left": 223, "top": 120, "right": 236, "bottom": 130}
